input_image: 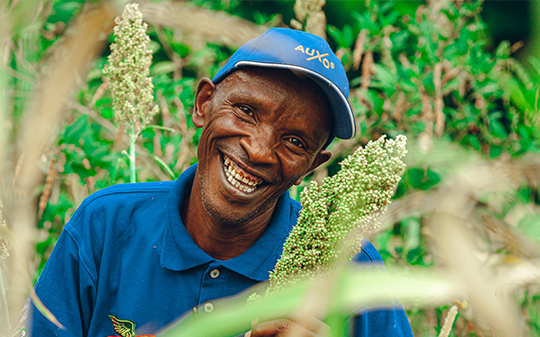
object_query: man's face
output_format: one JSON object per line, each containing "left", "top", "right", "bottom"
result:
{"left": 192, "top": 67, "right": 332, "bottom": 225}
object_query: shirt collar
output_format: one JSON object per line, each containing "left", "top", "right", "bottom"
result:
{"left": 161, "top": 164, "right": 294, "bottom": 281}
{"left": 161, "top": 164, "right": 214, "bottom": 271}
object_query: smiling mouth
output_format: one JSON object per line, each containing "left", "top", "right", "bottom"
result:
{"left": 223, "top": 155, "right": 263, "bottom": 193}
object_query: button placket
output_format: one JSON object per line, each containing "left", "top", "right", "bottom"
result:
{"left": 210, "top": 269, "right": 220, "bottom": 279}
{"left": 199, "top": 263, "right": 225, "bottom": 314}
{"left": 204, "top": 302, "right": 214, "bottom": 313}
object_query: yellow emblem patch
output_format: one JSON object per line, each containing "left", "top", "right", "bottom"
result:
{"left": 108, "top": 315, "right": 155, "bottom": 337}
{"left": 294, "top": 45, "right": 335, "bottom": 70}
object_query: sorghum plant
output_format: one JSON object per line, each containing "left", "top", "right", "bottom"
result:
{"left": 253, "top": 135, "right": 407, "bottom": 299}
{"left": 103, "top": 3, "right": 159, "bottom": 183}
{"left": 0, "top": 200, "right": 8, "bottom": 267}
{"left": 0, "top": 199, "right": 9, "bottom": 324}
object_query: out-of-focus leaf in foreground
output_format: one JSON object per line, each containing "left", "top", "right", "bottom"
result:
{"left": 159, "top": 267, "right": 458, "bottom": 337}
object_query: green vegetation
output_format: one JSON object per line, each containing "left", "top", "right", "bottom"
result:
{"left": 1, "top": 0, "right": 540, "bottom": 336}
{"left": 104, "top": 3, "right": 160, "bottom": 183}
{"left": 261, "top": 135, "right": 407, "bottom": 297}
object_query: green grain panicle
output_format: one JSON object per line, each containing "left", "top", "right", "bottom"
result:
{"left": 103, "top": 3, "right": 158, "bottom": 134}
{"left": 250, "top": 135, "right": 407, "bottom": 300}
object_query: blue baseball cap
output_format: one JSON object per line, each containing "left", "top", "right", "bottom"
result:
{"left": 212, "top": 27, "right": 356, "bottom": 140}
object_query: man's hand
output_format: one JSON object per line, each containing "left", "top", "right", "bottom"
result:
{"left": 244, "top": 314, "right": 330, "bottom": 337}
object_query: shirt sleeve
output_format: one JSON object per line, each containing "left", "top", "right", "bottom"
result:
{"left": 353, "top": 307, "right": 413, "bottom": 337}
{"left": 30, "top": 223, "right": 97, "bottom": 337}
{"left": 351, "top": 240, "right": 414, "bottom": 337}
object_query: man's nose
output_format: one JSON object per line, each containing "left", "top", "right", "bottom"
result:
{"left": 239, "top": 130, "right": 279, "bottom": 165}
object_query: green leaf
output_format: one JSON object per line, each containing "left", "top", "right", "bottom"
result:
{"left": 463, "top": 135, "right": 481, "bottom": 151}
{"left": 159, "top": 268, "right": 457, "bottom": 337}
{"left": 63, "top": 115, "right": 92, "bottom": 144}
{"left": 171, "top": 42, "right": 190, "bottom": 58}
{"left": 407, "top": 168, "right": 441, "bottom": 190}
{"left": 489, "top": 145, "right": 502, "bottom": 158}
{"left": 148, "top": 40, "right": 161, "bottom": 54}
{"left": 391, "top": 31, "right": 410, "bottom": 50}
{"left": 372, "top": 64, "right": 398, "bottom": 91}
{"left": 489, "top": 119, "right": 508, "bottom": 138}
{"left": 327, "top": 25, "right": 354, "bottom": 49}
{"left": 495, "top": 41, "right": 510, "bottom": 59}
{"left": 47, "top": 1, "right": 81, "bottom": 24}
{"left": 402, "top": 217, "right": 420, "bottom": 252}
{"left": 151, "top": 61, "right": 176, "bottom": 76}
{"left": 529, "top": 56, "right": 540, "bottom": 79}
{"left": 518, "top": 215, "right": 540, "bottom": 241}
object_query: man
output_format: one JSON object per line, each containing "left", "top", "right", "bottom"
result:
{"left": 27, "top": 28, "right": 413, "bottom": 336}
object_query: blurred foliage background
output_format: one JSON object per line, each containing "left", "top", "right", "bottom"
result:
{"left": 1, "top": 0, "right": 540, "bottom": 336}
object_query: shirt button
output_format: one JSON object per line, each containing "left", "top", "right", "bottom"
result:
{"left": 204, "top": 302, "right": 214, "bottom": 313}
{"left": 210, "top": 269, "right": 220, "bottom": 278}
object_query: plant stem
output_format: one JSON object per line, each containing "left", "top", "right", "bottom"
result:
{"left": 148, "top": 152, "right": 176, "bottom": 180}
{"left": 130, "top": 125, "right": 136, "bottom": 183}
{"left": 0, "top": 265, "right": 10, "bottom": 333}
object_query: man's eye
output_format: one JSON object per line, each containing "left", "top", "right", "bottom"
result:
{"left": 239, "top": 106, "right": 253, "bottom": 117}
{"left": 288, "top": 138, "right": 305, "bottom": 149}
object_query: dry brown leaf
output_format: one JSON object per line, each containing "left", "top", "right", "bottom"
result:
{"left": 419, "top": 85, "right": 434, "bottom": 122}
{"left": 353, "top": 30, "right": 367, "bottom": 71}
{"left": 113, "top": 125, "right": 125, "bottom": 151}
{"left": 158, "top": 92, "right": 174, "bottom": 128}
{"left": 153, "top": 129, "right": 163, "bottom": 159}
{"left": 510, "top": 41, "right": 524, "bottom": 54}
{"left": 290, "top": 19, "right": 303, "bottom": 30}
{"left": 37, "top": 158, "right": 56, "bottom": 220}
{"left": 8, "top": 3, "right": 117, "bottom": 325}
{"left": 433, "top": 63, "right": 445, "bottom": 137}
{"left": 292, "top": 0, "right": 327, "bottom": 39}
{"left": 16, "top": 2, "right": 116, "bottom": 195}
{"left": 438, "top": 305, "right": 458, "bottom": 337}
{"left": 89, "top": 78, "right": 109, "bottom": 108}
{"left": 360, "top": 51, "right": 374, "bottom": 91}
{"left": 11, "top": 153, "right": 25, "bottom": 189}
{"left": 432, "top": 215, "right": 525, "bottom": 336}
{"left": 393, "top": 91, "right": 406, "bottom": 126}
{"left": 138, "top": 1, "right": 263, "bottom": 48}
{"left": 441, "top": 66, "right": 461, "bottom": 84}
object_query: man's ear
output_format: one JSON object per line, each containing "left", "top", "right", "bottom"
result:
{"left": 193, "top": 78, "right": 216, "bottom": 128}
{"left": 294, "top": 150, "right": 332, "bottom": 185}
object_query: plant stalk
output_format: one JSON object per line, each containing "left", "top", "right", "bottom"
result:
{"left": 130, "top": 125, "right": 136, "bottom": 183}
{"left": 0, "top": 265, "right": 10, "bottom": 333}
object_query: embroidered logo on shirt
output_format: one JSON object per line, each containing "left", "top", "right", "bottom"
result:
{"left": 108, "top": 315, "right": 155, "bottom": 337}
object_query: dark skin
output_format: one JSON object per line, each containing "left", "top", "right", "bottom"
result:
{"left": 182, "top": 67, "right": 333, "bottom": 336}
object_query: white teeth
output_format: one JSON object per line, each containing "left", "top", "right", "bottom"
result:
{"left": 223, "top": 155, "right": 260, "bottom": 193}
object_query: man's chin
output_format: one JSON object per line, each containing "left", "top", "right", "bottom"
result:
{"left": 203, "top": 203, "right": 258, "bottom": 226}
{"left": 200, "top": 192, "right": 278, "bottom": 227}
{"left": 197, "top": 166, "right": 280, "bottom": 226}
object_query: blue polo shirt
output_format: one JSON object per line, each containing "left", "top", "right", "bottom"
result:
{"left": 30, "top": 164, "right": 412, "bottom": 337}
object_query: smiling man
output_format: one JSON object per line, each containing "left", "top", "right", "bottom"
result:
{"left": 185, "top": 67, "right": 333, "bottom": 261}
{"left": 26, "top": 28, "right": 413, "bottom": 337}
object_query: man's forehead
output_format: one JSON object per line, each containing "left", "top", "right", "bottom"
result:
{"left": 218, "top": 67, "right": 324, "bottom": 97}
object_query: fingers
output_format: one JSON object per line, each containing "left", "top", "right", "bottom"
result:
{"left": 289, "top": 313, "right": 330, "bottom": 335}
{"left": 247, "top": 319, "right": 307, "bottom": 337}
{"left": 245, "top": 314, "right": 330, "bottom": 337}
